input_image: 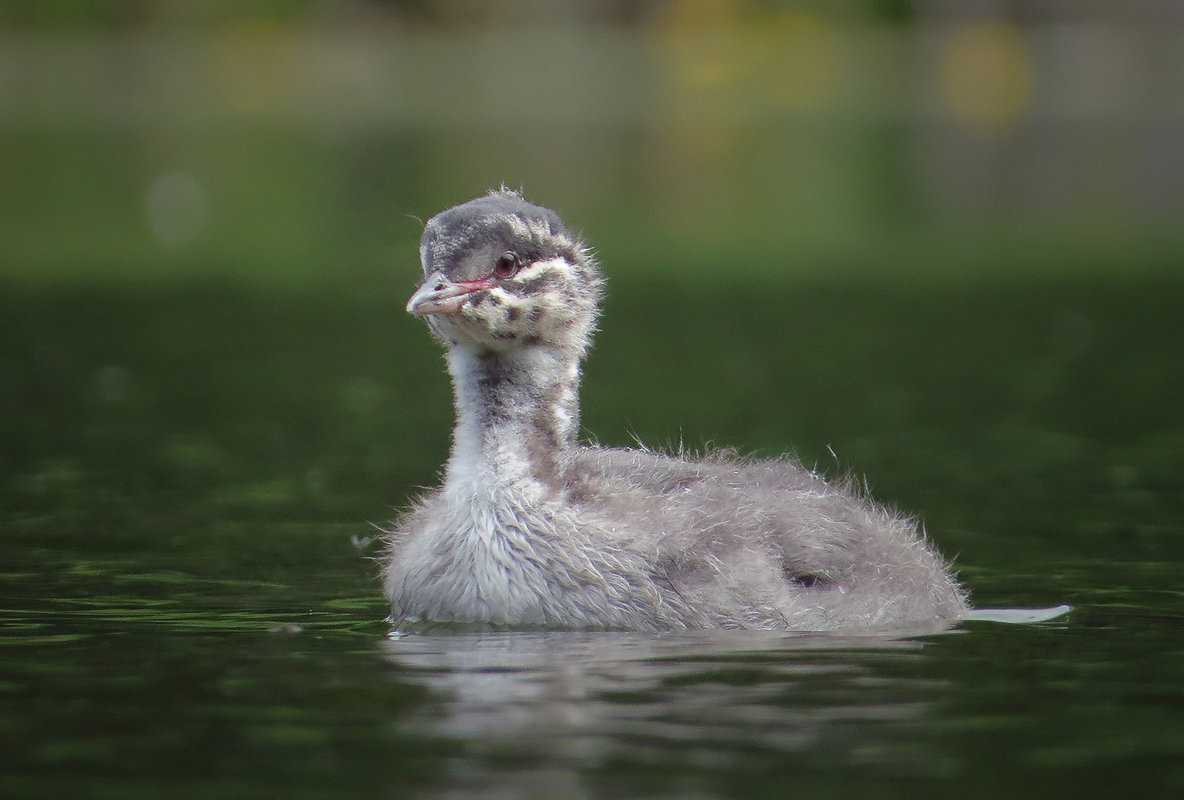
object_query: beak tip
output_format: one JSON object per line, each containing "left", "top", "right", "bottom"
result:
{"left": 405, "top": 271, "right": 485, "bottom": 318}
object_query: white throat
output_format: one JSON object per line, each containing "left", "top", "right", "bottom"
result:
{"left": 443, "top": 345, "right": 582, "bottom": 498}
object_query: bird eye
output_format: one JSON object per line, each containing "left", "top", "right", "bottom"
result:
{"left": 492, "top": 251, "right": 519, "bottom": 278}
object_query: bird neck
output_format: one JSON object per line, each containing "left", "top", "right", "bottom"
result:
{"left": 444, "top": 345, "right": 582, "bottom": 495}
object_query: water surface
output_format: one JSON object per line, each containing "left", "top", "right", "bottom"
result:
{"left": 2, "top": 277, "right": 1182, "bottom": 798}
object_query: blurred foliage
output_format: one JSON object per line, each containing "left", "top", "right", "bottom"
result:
{"left": 0, "top": 1, "right": 921, "bottom": 30}
{"left": 2, "top": 1, "right": 1180, "bottom": 286}
{"left": 0, "top": 0, "right": 306, "bottom": 29}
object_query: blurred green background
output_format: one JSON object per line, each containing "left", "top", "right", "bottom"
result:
{"left": 2, "top": 0, "right": 1182, "bottom": 539}
{"left": 4, "top": 0, "right": 1182, "bottom": 287}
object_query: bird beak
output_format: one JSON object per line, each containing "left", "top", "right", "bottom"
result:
{"left": 406, "top": 270, "right": 487, "bottom": 316}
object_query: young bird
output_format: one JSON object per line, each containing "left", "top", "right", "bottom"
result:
{"left": 384, "top": 190, "right": 968, "bottom": 631}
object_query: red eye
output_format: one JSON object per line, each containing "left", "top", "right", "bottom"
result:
{"left": 493, "top": 251, "right": 519, "bottom": 278}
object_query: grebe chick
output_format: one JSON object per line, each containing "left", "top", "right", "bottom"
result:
{"left": 384, "top": 190, "right": 969, "bottom": 631}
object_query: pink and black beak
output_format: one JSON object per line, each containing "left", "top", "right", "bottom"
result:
{"left": 406, "top": 270, "right": 490, "bottom": 317}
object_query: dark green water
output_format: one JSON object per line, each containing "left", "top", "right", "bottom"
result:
{"left": 2, "top": 275, "right": 1182, "bottom": 798}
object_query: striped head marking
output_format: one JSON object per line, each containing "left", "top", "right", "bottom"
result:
{"left": 405, "top": 190, "right": 603, "bottom": 356}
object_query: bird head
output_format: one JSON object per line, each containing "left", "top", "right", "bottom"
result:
{"left": 406, "top": 190, "right": 603, "bottom": 356}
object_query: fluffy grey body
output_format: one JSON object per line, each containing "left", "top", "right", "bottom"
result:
{"left": 384, "top": 190, "right": 969, "bottom": 631}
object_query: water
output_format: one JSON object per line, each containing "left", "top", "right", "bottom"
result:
{"left": 2, "top": 276, "right": 1182, "bottom": 798}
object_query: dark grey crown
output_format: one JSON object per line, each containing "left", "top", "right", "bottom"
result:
{"left": 420, "top": 189, "right": 580, "bottom": 277}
